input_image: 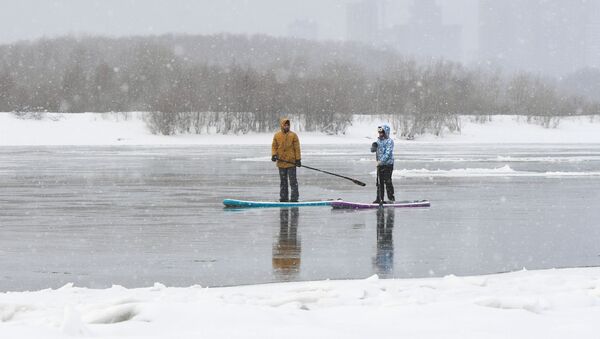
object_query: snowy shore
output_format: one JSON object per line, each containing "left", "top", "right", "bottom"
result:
{"left": 2, "top": 113, "right": 600, "bottom": 337}
{"left": 1, "top": 112, "right": 600, "bottom": 146}
{"left": 1, "top": 268, "right": 599, "bottom": 338}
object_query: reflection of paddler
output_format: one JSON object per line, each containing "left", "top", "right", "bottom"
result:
{"left": 374, "top": 208, "right": 394, "bottom": 276}
{"left": 273, "top": 208, "right": 301, "bottom": 279}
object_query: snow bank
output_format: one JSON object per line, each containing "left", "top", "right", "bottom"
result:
{"left": 435, "top": 115, "right": 600, "bottom": 144}
{"left": 1, "top": 268, "right": 599, "bottom": 338}
{"left": 1, "top": 113, "right": 600, "bottom": 146}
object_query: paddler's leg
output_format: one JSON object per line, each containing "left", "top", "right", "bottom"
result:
{"left": 383, "top": 165, "right": 395, "bottom": 202}
{"left": 279, "top": 168, "right": 289, "bottom": 202}
{"left": 289, "top": 167, "right": 299, "bottom": 202}
{"left": 376, "top": 166, "right": 385, "bottom": 203}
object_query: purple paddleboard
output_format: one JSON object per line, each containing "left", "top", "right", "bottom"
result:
{"left": 331, "top": 200, "right": 430, "bottom": 209}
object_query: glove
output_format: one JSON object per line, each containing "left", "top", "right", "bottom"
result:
{"left": 271, "top": 155, "right": 278, "bottom": 162}
{"left": 370, "top": 142, "right": 378, "bottom": 153}
{"left": 295, "top": 160, "right": 301, "bottom": 167}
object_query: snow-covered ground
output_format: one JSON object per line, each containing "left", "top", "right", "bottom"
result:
{"left": 1, "top": 113, "right": 600, "bottom": 146}
{"left": 2, "top": 113, "right": 600, "bottom": 338}
{"left": 1, "top": 268, "right": 599, "bottom": 338}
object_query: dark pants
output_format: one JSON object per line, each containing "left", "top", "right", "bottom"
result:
{"left": 279, "top": 167, "right": 299, "bottom": 202}
{"left": 377, "top": 165, "right": 395, "bottom": 201}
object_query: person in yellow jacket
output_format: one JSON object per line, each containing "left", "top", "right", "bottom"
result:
{"left": 271, "top": 118, "right": 301, "bottom": 202}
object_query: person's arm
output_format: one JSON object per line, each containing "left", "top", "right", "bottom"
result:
{"left": 271, "top": 134, "right": 279, "bottom": 161}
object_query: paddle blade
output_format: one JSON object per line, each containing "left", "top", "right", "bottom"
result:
{"left": 353, "top": 180, "right": 367, "bottom": 187}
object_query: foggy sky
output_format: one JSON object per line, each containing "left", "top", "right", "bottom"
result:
{"left": 0, "top": 0, "right": 478, "bottom": 56}
{"left": 0, "top": 0, "right": 349, "bottom": 42}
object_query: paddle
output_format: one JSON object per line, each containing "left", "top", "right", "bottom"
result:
{"left": 276, "top": 158, "right": 367, "bottom": 187}
{"left": 376, "top": 166, "right": 383, "bottom": 206}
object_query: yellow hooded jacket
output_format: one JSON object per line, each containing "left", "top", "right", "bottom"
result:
{"left": 272, "top": 118, "right": 301, "bottom": 169}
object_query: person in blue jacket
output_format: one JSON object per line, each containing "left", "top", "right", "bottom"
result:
{"left": 370, "top": 124, "right": 395, "bottom": 203}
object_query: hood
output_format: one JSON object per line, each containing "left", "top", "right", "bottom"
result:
{"left": 381, "top": 124, "right": 391, "bottom": 138}
{"left": 280, "top": 118, "right": 290, "bottom": 130}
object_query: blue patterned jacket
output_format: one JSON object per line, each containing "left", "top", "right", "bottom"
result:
{"left": 375, "top": 124, "right": 394, "bottom": 166}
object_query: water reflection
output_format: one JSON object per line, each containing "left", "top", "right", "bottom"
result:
{"left": 272, "top": 208, "right": 301, "bottom": 280}
{"left": 374, "top": 208, "right": 395, "bottom": 277}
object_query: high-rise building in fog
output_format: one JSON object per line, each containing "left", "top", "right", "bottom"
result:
{"left": 479, "top": 0, "right": 530, "bottom": 70}
{"left": 585, "top": 1, "right": 600, "bottom": 69}
{"left": 287, "top": 19, "right": 319, "bottom": 41}
{"left": 388, "top": 0, "right": 462, "bottom": 61}
{"left": 479, "top": 0, "right": 600, "bottom": 75}
{"left": 346, "top": 0, "right": 382, "bottom": 45}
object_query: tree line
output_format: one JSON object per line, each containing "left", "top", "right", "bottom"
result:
{"left": 1, "top": 34, "right": 598, "bottom": 136}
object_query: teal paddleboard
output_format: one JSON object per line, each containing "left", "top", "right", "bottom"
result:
{"left": 223, "top": 199, "right": 334, "bottom": 208}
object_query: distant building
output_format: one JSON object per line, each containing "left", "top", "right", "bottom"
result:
{"left": 388, "top": 0, "right": 462, "bottom": 62}
{"left": 585, "top": 1, "right": 600, "bottom": 69}
{"left": 287, "top": 19, "right": 319, "bottom": 41}
{"left": 346, "top": 0, "right": 382, "bottom": 45}
{"left": 478, "top": 0, "right": 529, "bottom": 70}
{"left": 478, "top": 0, "right": 600, "bottom": 75}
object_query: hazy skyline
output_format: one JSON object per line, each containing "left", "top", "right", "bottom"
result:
{"left": 5, "top": 0, "right": 597, "bottom": 75}
{"left": 0, "top": 0, "right": 478, "bottom": 58}
{"left": 0, "top": 0, "right": 351, "bottom": 43}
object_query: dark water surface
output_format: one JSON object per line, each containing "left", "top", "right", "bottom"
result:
{"left": 1, "top": 144, "right": 600, "bottom": 291}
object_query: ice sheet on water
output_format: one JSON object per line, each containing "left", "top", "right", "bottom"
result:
{"left": 232, "top": 156, "right": 271, "bottom": 162}
{"left": 360, "top": 155, "right": 600, "bottom": 163}
{"left": 371, "top": 165, "right": 600, "bottom": 178}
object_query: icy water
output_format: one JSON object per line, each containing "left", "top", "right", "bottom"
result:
{"left": 1, "top": 144, "right": 600, "bottom": 291}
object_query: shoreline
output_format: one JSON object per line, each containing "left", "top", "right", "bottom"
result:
{"left": 2, "top": 113, "right": 600, "bottom": 146}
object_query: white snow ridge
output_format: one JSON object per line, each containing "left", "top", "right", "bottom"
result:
{"left": 1, "top": 268, "right": 600, "bottom": 338}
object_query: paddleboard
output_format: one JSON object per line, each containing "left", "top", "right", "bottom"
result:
{"left": 331, "top": 200, "right": 430, "bottom": 209}
{"left": 223, "top": 199, "right": 334, "bottom": 208}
